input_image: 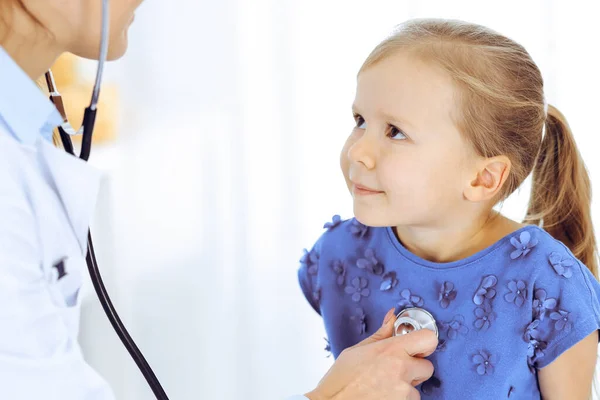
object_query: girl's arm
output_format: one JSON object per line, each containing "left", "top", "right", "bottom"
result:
{"left": 538, "top": 331, "right": 598, "bottom": 400}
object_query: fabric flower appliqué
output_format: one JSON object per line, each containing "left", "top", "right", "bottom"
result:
{"left": 527, "top": 338, "right": 547, "bottom": 367}
{"left": 474, "top": 302, "right": 495, "bottom": 331}
{"left": 550, "top": 310, "right": 573, "bottom": 333}
{"left": 380, "top": 271, "right": 398, "bottom": 291}
{"left": 356, "top": 248, "right": 384, "bottom": 275}
{"left": 473, "top": 275, "right": 498, "bottom": 305}
{"left": 324, "top": 337, "right": 332, "bottom": 358}
{"left": 323, "top": 214, "right": 343, "bottom": 230}
{"left": 548, "top": 252, "right": 575, "bottom": 279}
{"left": 523, "top": 319, "right": 541, "bottom": 341}
{"left": 397, "top": 289, "right": 424, "bottom": 309}
{"left": 504, "top": 280, "right": 527, "bottom": 307}
{"left": 472, "top": 350, "right": 497, "bottom": 376}
{"left": 312, "top": 287, "right": 321, "bottom": 304}
{"left": 331, "top": 260, "right": 347, "bottom": 287}
{"left": 439, "top": 281, "right": 457, "bottom": 309}
{"left": 350, "top": 307, "right": 367, "bottom": 335}
{"left": 345, "top": 277, "right": 370, "bottom": 302}
{"left": 420, "top": 375, "right": 442, "bottom": 395}
{"left": 436, "top": 339, "right": 447, "bottom": 352}
{"left": 510, "top": 230, "right": 538, "bottom": 259}
{"left": 300, "top": 248, "right": 319, "bottom": 276}
{"left": 532, "top": 289, "right": 557, "bottom": 321}
{"left": 442, "top": 315, "right": 469, "bottom": 340}
{"left": 350, "top": 218, "right": 369, "bottom": 239}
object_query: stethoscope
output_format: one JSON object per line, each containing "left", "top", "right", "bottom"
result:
{"left": 44, "top": 0, "right": 170, "bottom": 399}
{"left": 393, "top": 308, "right": 439, "bottom": 338}
{"left": 42, "top": 1, "right": 436, "bottom": 397}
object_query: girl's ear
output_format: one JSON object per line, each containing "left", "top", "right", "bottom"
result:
{"left": 464, "top": 156, "right": 511, "bottom": 202}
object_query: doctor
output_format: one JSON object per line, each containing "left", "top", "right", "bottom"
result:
{"left": 0, "top": 0, "right": 437, "bottom": 399}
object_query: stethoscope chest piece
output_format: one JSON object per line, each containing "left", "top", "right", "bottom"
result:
{"left": 393, "top": 307, "right": 439, "bottom": 338}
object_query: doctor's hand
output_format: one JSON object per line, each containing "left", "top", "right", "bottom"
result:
{"left": 305, "top": 308, "right": 437, "bottom": 400}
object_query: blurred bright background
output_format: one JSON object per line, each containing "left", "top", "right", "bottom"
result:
{"left": 64, "top": 0, "right": 600, "bottom": 398}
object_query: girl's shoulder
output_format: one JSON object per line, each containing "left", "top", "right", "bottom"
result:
{"left": 507, "top": 225, "right": 594, "bottom": 282}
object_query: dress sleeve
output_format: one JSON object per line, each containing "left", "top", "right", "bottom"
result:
{"left": 297, "top": 235, "right": 324, "bottom": 316}
{"left": 528, "top": 246, "right": 600, "bottom": 369}
{"left": 297, "top": 215, "right": 346, "bottom": 316}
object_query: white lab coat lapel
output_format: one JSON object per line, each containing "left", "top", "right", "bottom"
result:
{"left": 36, "top": 138, "right": 102, "bottom": 256}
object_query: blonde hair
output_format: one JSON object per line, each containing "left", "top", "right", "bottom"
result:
{"left": 360, "top": 18, "right": 598, "bottom": 276}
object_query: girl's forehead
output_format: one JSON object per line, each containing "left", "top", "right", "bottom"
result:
{"left": 355, "top": 53, "right": 459, "bottom": 131}
{"left": 356, "top": 52, "right": 455, "bottom": 106}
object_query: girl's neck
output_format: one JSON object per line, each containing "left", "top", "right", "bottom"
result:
{"left": 394, "top": 212, "right": 526, "bottom": 263}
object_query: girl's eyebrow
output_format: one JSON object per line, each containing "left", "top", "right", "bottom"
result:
{"left": 380, "top": 109, "right": 416, "bottom": 130}
{"left": 352, "top": 103, "right": 416, "bottom": 130}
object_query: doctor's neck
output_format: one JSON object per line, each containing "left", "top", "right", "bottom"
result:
{"left": 0, "top": 1, "right": 64, "bottom": 80}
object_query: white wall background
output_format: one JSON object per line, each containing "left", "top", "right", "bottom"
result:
{"left": 76, "top": 0, "right": 600, "bottom": 399}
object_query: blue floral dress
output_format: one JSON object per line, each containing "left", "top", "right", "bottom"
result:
{"left": 298, "top": 216, "right": 600, "bottom": 399}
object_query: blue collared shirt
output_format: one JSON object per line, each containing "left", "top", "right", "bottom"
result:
{"left": 0, "top": 46, "right": 63, "bottom": 145}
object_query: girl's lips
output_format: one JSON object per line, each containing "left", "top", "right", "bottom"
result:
{"left": 353, "top": 183, "right": 384, "bottom": 196}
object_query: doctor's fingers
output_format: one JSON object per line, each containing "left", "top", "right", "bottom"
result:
{"left": 395, "top": 383, "right": 421, "bottom": 400}
{"left": 387, "top": 329, "right": 438, "bottom": 358}
{"left": 399, "top": 356, "right": 434, "bottom": 387}
{"left": 406, "top": 386, "right": 422, "bottom": 400}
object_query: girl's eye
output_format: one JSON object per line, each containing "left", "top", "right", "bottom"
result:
{"left": 387, "top": 125, "right": 407, "bottom": 140}
{"left": 353, "top": 113, "right": 367, "bottom": 129}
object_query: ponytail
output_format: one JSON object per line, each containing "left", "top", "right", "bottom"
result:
{"left": 525, "top": 105, "right": 598, "bottom": 276}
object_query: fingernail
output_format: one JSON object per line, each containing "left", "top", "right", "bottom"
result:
{"left": 382, "top": 308, "right": 395, "bottom": 326}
